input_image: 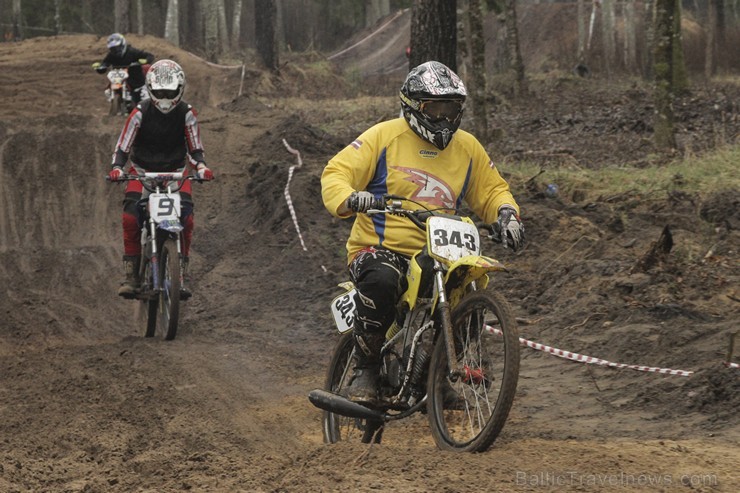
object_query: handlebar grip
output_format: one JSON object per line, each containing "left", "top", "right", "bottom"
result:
{"left": 371, "top": 197, "right": 387, "bottom": 210}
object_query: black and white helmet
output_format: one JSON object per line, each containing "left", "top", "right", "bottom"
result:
{"left": 106, "top": 33, "right": 127, "bottom": 57}
{"left": 400, "top": 61, "right": 467, "bottom": 150}
{"left": 146, "top": 60, "right": 185, "bottom": 114}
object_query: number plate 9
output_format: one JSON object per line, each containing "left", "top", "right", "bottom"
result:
{"left": 148, "top": 192, "right": 181, "bottom": 223}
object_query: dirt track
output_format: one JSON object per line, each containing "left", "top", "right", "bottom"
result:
{"left": 0, "top": 34, "right": 738, "bottom": 492}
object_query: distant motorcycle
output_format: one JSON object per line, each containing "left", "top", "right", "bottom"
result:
{"left": 92, "top": 60, "right": 149, "bottom": 116}
{"left": 108, "top": 172, "right": 202, "bottom": 340}
{"left": 309, "top": 194, "right": 520, "bottom": 452}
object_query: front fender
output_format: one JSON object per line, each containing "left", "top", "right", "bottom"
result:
{"left": 443, "top": 255, "right": 507, "bottom": 308}
{"left": 157, "top": 219, "right": 184, "bottom": 233}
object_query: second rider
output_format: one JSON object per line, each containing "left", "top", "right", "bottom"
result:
{"left": 321, "top": 60, "right": 524, "bottom": 404}
{"left": 107, "top": 59, "right": 214, "bottom": 300}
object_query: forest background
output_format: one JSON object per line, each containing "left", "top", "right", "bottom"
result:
{"left": 2, "top": 0, "right": 739, "bottom": 77}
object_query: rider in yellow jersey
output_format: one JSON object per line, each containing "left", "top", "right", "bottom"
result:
{"left": 321, "top": 61, "right": 524, "bottom": 403}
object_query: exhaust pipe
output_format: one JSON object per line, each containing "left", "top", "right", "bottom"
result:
{"left": 308, "top": 389, "right": 387, "bottom": 421}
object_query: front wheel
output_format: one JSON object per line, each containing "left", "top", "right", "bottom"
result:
{"left": 322, "top": 332, "right": 384, "bottom": 444}
{"left": 143, "top": 254, "right": 158, "bottom": 338}
{"left": 109, "top": 91, "right": 122, "bottom": 116}
{"left": 427, "top": 290, "right": 520, "bottom": 452}
{"left": 156, "top": 237, "right": 181, "bottom": 340}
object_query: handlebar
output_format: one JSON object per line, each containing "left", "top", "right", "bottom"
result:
{"left": 365, "top": 194, "right": 470, "bottom": 231}
{"left": 106, "top": 172, "right": 204, "bottom": 193}
{"left": 365, "top": 193, "right": 504, "bottom": 244}
{"left": 92, "top": 60, "right": 148, "bottom": 71}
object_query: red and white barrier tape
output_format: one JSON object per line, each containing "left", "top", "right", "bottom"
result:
{"left": 282, "top": 139, "right": 327, "bottom": 272}
{"left": 185, "top": 51, "right": 244, "bottom": 70}
{"left": 485, "top": 325, "right": 738, "bottom": 376}
{"left": 282, "top": 139, "right": 307, "bottom": 252}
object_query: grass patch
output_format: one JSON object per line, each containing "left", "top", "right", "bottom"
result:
{"left": 500, "top": 145, "right": 740, "bottom": 200}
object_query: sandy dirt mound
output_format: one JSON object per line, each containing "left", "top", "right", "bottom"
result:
{"left": 0, "top": 33, "right": 738, "bottom": 492}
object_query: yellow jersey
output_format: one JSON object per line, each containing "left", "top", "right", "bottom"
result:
{"left": 321, "top": 117, "right": 519, "bottom": 263}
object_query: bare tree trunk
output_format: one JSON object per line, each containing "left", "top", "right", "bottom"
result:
{"left": 503, "top": 0, "right": 527, "bottom": 96}
{"left": 587, "top": 0, "right": 598, "bottom": 52}
{"left": 115, "top": 0, "right": 131, "bottom": 34}
{"left": 231, "top": 0, "right": 243, "bottom": 50}
{"left": 601, "top": 0, "right": 616, "bottom": 78}
{"left": 12, "top": 0, "right": 23, "bottom": 40}
{"left": 204, "top": 0, "right": 219, "bottom": 61}
{"left": 185, "top": 0, "right": 203, "bottom": 52}
{"left": 275, "top": 0, "right": 285, "bottom": 50}
{"left": 643, "top": 0, "right": 654, "bottom": 78}
{"left": 577, "top": 0, "right": 586, "bottom": 62}
{"left": 671, "top": 0, "right": 688, "bottom": 93}
{"left": 465, "top": 0, "right": 488, "bottom": 141}
{"left": 653, "top": 0, "right": 676, "bottom": 149}
{"left": 458, "top": 0, "right": 471, "bottom": 81}
{"left": 165, "top": 0, "right": 180, "bottom": 46}
{"left": 217, "top": 0, "right": 229, "bottom": 53}
{"left": 704, "top": 0, "right": 718, "bottom": 78}
{"left": 409, "top": 0, "right": 458, "bottom": 71}
{"left": 624, "top": 0, "right": 638, "bottom": 73}
{"left": 54, "top": 0, "right": 62, "bottom": 34}
{"left": 136, "top": 0, "right": 144, "bottom": 34}
{"left": 255, "top": 0, "right": 279, "bottom": 71}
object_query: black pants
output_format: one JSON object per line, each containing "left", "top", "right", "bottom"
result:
{"left": 348, "top": 247, "right": 409, "bottom": 339}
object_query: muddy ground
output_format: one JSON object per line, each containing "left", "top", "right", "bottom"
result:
{"left": 0, "top": 34, "right": 738, "bottom": 492}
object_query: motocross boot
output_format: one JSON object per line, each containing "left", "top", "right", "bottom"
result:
{"left": 346, "top": 328, "right": 385, "bottom": 404}
{"left": 179, "top": 256, "right": 192, "bottom": 301}
{"left": 118, "top": 255, "right": 141, "bottom": 298}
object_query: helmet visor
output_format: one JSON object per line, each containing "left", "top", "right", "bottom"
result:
{"left": 151, "top": 88, "right": 180, "bottom": 100}
{"left": 419, "top": 100, "right": 464, "bottom": 123}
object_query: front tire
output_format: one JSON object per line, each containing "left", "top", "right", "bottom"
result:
{"left": 142, "top": 256, "right": 158, "bottom": 338}
{"left": 322, "top": 332, "right": 384, "bottom": 444}
{"left": 157, "top": 237, "right": 181, "bottom": 340}
{"left": 427, "top": 291, "right": 520, "bottom": 452}
{"left": 109, "top": 91, "right": 122, "bottom": 116}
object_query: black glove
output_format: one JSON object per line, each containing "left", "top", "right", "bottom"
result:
{"left": 95, "top": 65, "right": 107, "bottom": 74}
{"left": 346, "top": 191, "right": 375, "bottom": 213}
{"left": 492, "top": 206, "right": 525, "bottom": 251}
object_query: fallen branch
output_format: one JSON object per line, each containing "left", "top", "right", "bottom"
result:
{"left": 563, "top": 312, "right": 607, "bottom": 331}
{"left": 631, "top": 225, "right": 672, "bottom": 273}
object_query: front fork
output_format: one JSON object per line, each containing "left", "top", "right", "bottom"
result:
{"left": 433, "top": 260, "right": 463, "bottom": 382}
{"left": 142, "top": 222, "right": 185, "bottom": 293}
{"left": 148, "top": 220, "right": 160, "bottom": 291}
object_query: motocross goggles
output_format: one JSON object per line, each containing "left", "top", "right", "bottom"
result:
{"left": 151, "top": 88, "right": 180, "bottom": 100}
{"left": 419, "top": 99, "right": 464, "bottom": 123}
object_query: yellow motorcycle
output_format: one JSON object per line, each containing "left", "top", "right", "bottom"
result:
{"left": 309, "top": 194, "right": 520, "bottom": 452}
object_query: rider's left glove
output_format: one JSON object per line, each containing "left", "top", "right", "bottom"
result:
{"left": 196, "top": 163, "right": 214, "bottom": 181}
{"left": 108, "top": 166, "right": 124, "bottom": 182}
{"left": 346, "top": 191, "right": 375, "bottom": 213}
{"left": 494, "top": 206, "right": 525, "bottom": 251}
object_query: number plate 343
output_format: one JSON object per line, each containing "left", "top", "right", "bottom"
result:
{"left": 331, "top": 289, "right": 356, "bottom": 334}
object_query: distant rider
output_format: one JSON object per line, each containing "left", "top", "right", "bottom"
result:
{"left": 95, "top": 33, "right": 155, "bottom": 104}
{"left": 107, "top": 59, "right": 214, "bottom": 299}
{"left": 321, "top": 60, "right": 524, "bottom": 403}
